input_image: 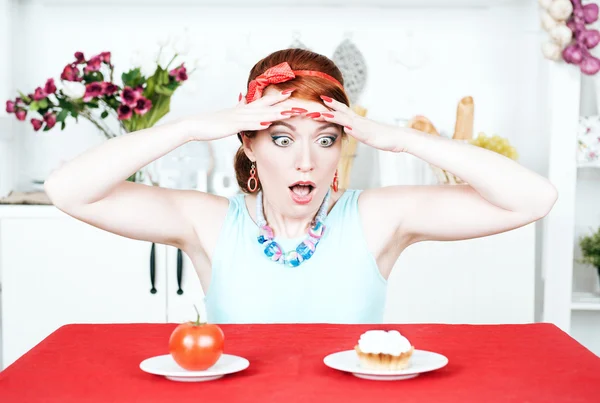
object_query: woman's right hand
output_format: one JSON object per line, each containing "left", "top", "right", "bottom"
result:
{"left": 185, "top": 89, "right": 300, "bottom": 142}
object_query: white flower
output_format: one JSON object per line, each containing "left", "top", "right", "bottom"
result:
{"left": 172, "top": 29, "right": 191, "bottom": 56}
{"left": 173, "top": 39, "right": 190, "bottom": 56}
{"left": 157, "top": 50, "right": 173, "bottom": 70}
{"left": 129, "top": 49, "right": 145, "bottom": 67}
{"left": 157, "top": 35, "right": 171, "bottom": 48}
{"left": 141, "top": 61, "right": 158, "bottom": 78}
{"left": 61, "top": 81, "right": 86, "bottom": 100}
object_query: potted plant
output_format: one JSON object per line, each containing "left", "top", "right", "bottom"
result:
{"left": 5, "top": 43, "right": 194, "bottom": 182}
{"left": 578, "top": 226, "right": 600, "bottom": 293}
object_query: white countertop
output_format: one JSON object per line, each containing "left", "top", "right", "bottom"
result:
{"left": 0, "top": 204, "right": 67, "bottom": 219}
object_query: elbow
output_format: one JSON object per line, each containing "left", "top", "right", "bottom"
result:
{"left": 43, "top": 177, "right": 60, "bottom": 207}
{"left": 532, "top": 184, "right": 558, "bottom": 220}
{"left": 44, "top": 176, "right": 72, "bottom": 210}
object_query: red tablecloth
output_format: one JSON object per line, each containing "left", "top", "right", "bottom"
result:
{"left": 0, "top": 323, "right": 599, "bottom": 402}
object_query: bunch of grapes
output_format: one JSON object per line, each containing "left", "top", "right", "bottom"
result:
{"left": 469, "top": 133, "right": 519, "bottom": 161}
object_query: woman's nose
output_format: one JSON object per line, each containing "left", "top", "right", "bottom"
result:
{"left": 294, "top": 148, "right": 314, "bottom": 172}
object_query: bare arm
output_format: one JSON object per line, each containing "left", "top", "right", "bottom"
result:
{"left": 44, "top": 119, "right": 224, "bottom": 250}
{"left": 365, "top": 129, "right": 558, "bottom": 245}
{"left": 393, "top": 129, "right": 557, "bottom": 243}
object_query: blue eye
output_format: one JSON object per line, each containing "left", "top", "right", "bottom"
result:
{"left": 318, "top": 136, "right": 337, "bottom": 147}
{"left": 272, "top": 136, "right": 292, "bottom": 147}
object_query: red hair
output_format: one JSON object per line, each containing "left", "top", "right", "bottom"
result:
{"left": 234, "top": 48, "right": 350, "bottom": 194}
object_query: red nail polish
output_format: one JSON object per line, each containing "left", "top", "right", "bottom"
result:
{"left": 260, "top": 122, "right": 271, "bottom": 126}
{"left": 320, "top": 96, "right": 333, "bottom": 102}
{"left": 282, "top": 89, "right": 295, "bottom": 95}
{"left": 305, "top": 112, "right": 321, "bottom": 118}
{"left": 321, "top": 113, "right": 334, "bottom": 118}
{"left": 281, "top": 110, "right": 298, "bottom": 115}
{"left": 291, "top": 107, "right": 308, "bottom": 113}
{"left": 345, "top": 126, "right": 353, "bottom": 131}
{"left": 238, "top": 92, "right": 242, "bottom": 102}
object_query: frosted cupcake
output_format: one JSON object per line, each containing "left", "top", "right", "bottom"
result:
{"left": 354, "top": 330, "right": 414, "bottom": 370}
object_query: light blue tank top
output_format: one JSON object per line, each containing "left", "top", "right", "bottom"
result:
{"left": 204, "top": 189, "right": 387, "bottom": 324}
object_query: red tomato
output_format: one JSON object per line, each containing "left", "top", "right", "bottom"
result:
{"left": 169, "top": 311, "right": 224, "bottom": 371}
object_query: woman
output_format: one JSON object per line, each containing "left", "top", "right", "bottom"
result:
{"left": 44, "top": 48, "right": 558, "bottom": 324}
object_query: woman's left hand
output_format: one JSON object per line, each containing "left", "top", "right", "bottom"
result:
{"left": 314, "top": 96, "right": 408, "bottom": 153}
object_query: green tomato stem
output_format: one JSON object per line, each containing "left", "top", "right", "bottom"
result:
{"left": 193, "top": 304, "right": 204, "bottom": 326}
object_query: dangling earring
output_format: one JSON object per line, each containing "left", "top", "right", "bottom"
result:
{"left": 247, "top": 162, "right": 258, "bottom": 193}
{"left": 331, "top": 169, "right": 339, "bottom": 192}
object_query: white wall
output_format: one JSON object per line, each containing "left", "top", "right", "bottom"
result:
{"left": 8, "top": 1, "right": 546, "bottom": 185}
{"left": 2, "top": 0, "right": 555, "bottom": 322}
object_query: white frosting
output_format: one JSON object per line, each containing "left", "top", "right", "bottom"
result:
{"left": 357, "top": 330, "right": 412, "bottom": 356}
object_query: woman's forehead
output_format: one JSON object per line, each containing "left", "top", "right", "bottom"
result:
{"left": 262, "top": 88, "right": 330, "bottom": 112}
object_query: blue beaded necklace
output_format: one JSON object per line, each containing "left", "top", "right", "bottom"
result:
{"left": 256, "top": 189, "right": 331, "bottom": 267}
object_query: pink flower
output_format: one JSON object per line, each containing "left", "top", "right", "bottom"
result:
{"left": 44, "top": 112, "right": 57, "bottom": 129}
{"left": 32, "top": 87, "right": 47, "bottom": 101}
{"left": 134, "top": 86, "right": 144, "bottom": 97}
{"left": 101, "top": 82, "right": 119, "bottom": 96}
{"left": 169, "top": 64, "right": 188, "bottom": 82}
{"left": 61, "top": 63, "right": 82, "bottom": 82}
{"left": 74, "top": 51, "right": 85, "bottom": 64}
{"left": 84, "top": 55, "right": 102, "bottom": 73}
{"left": 83, "top": 82, "right": 103, "bottom": 102}
{"left": 121, "top": 86, "right": 140, "bottom": 107}
{"left": 15, "top": 109, "right": 26, "bottom": 121}
{"left": 100, "top": 52, "right": 111, "bottom": 64}
{"left": 133, "top": 97, "right": 152, "bottom": 116}
{"left": 44, "top": 78, "right": 57, "bottom": 95}
{"left": 5, "top": 100, "right": 15, "bottom": 113}
{"left": 117, "top": 104, "right": 133, "bottom": 120}
{"left": 31, "top": 118, "right": 43, "bottom": 131}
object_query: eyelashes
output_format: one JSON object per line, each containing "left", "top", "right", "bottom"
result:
{"left": 271, "top": 135, "right": 338, "bottom": 148}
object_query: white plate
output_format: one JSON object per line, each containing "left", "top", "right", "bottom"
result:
{"left": 323, "top": 349, "right": 448, "bottom": 381}
{"left": 140, "top": 354, "right": 250, "bottom": 382}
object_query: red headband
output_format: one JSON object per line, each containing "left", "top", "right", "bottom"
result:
{"left": 245, "top": 62, "right": 343, "bottom": 103}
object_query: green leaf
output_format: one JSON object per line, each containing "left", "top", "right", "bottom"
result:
{"left": 122, "top": 68, "right": 145, "bottom": 88}
{"left": 38, "top": 98, "right": 49, "bottom": 109}
{"left": 84, "top": 71, "right": 104, "bottom": 83}
{"left": 154, "top": 85, "right": 174, "bottom": 96}
{"left": 101, "top": 110, "right": 109, "bottom": 119}
{"left": 145, "top": 77, "right": 156, "bottom": 98}
{"left": 29, "top": 101, "right": 40, "bottom": 112}
{"left": 159, "top": 70, "right": 169, "bottom": 85}
{"left": 57, "top": 109, "right": 69, "bottom": 122}
{"left": 18, "top": 91, "right": 32, "bottom": 104}
{"left": 165, "top": 81, "right": 179, "bottom": 91}
{"left": 87, "top": 101, "right": 99, "bottom": 108}
{"left": 61, "top": 121, "right": 66, "bottom": 130}
{"left": 70, "top": 110, "right": 78, "bottom": 118}
{"left": 106, "top": 97, "right": 120, "bottom": 109}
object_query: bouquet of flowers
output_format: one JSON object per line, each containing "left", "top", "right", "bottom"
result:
{"left": 5, "top": 47, "right": 191, "bottom": 138}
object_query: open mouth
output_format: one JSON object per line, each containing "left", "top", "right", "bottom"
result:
{"left": 288, "top": 183, "right": 315, "bottom": 196}
{"left": 288, "top": 182, "right": 316, "bottom": 204}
